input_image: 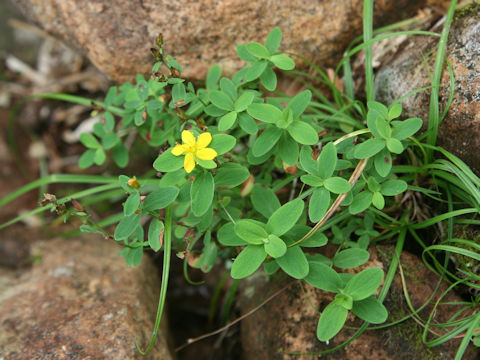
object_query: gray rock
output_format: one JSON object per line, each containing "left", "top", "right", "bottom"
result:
{"left": 375, "top": 4, "right": 480, "bottom": 171}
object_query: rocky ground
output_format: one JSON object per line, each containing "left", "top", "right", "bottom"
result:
{"left": 0, "top": 0, "right": 479, "bottom": 359}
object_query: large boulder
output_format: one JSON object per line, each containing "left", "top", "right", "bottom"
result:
{"left": 375, "top": 4, "right": 480, "bottom": 172}
{"left": 12, "top": 0, "right": 425, "bottom": 82}
{"left": 238, "top": 246, "right": 476, "bottom": 359}
{"left": 0, "top": 236, "right": 173, "bottom": 360}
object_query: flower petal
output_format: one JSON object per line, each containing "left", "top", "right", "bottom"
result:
{"left": 171, "top": 144, "right": 187, "bottom": 156}
{"left": 196, "top": 132, "right": 212, "bottom": 149}
{"left": 184, "top": 152, "right": 195, "bottom": 173}
{"left": 196, "top": 147, "right": 218, "bottom": 160}
{"left": 181, "top": 130, "right": 196, "bottom": 146}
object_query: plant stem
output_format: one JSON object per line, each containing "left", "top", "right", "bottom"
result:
{"left": 136, "top": 204, "right": 173, "bottom": 355}
{"left": 363, "top": 0, "right": 374, "bottom": 102}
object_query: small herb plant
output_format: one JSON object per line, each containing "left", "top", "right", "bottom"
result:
{"left": 2, "top": 0, "right": 479, "bottom": 357}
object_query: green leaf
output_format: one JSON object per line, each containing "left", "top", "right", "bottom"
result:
{"left": 309, "top": 188, "right": 330, "bottom": 222}
{"left": 267, "top": 198, "right": 304, "bottom": 236}
{"left": 299, "top": 146, "right": 318, "bottom": 175}
{"left": 247, "top": 103, "right": 282, "bottom": 123}
{"left": 218, "top": 111, "right": 238, "bottom": 131}
{"left": 234, "top": 92, "right": 255, "bottom": 112}
{"left": 388, "top": 103, "right": 402, "bottom": 120}
{"left": 94, "top": 148, "right": 106, "bottom": 165}
{"left": 231, "top": 245, "right": 267, "bottom": 279}
{"left": 277, "top": 108, "right": 293, "bottom": 129}
{"left": 126, "top": 246, "right": 143, "bottom": 267}
{"left": 251, "top": 185, "right": 281, "bottom": 218}
{"left": 276, "top": 245, "right": 309, "bottom": 279}
{"left": 375, "top": 117, "right": 391, "bottom": 139}
{"left": 236, "top": 44, "right": 257, "bottom": 62}
{"left": 80, "top": 133, "right": 101, "bottom": 149}
{"left": 317, "top": 302, "right": 348, "bottom": 341}
{"left": 374, "top": 148, "right": 392, "bottom": 177}
{"left": 343, "top": 267, "right": 384, "bottom": 301}
{"left": 265, "top": 27, "right": 282, "bottom": 53}
{"left": 197, "top": 159, "right": 217, "bottom": 170}
{"left": 148, "top": 219, "right": 164, "bottom": 251}
{"left": 143, "top": 186, "right": 179, "bottom": 211}
{"left": 324, "top": 177, "right": 351, "bottom": 194}
{"left": 113, "top": 142, "right": 129, "bottom": 168}
{"left": 287, "top": 90, "right": 312, "bottom": 119}
{"left": 205, "top": 104, "right": 227, "bottom": 117}
{"left": 264, "top": 234, "right": 287, "bottom": 258}
{"left": 80, "top": 225, "right": 104, "bottom": 235}
{"left": 153, "top": 149, "right": 184, "bottom": 172}
{"left": 246, "top": 42, "right": 271, "bottom": 59}
{"left": 349, "top": 191, "right": 373, "bottom": 215}
{"left": 277, "top": 133, "right": 299, "bottom": 165}
{"left": 210, "top": 134, "right": 236, "bottom": 155}
{"left": 238, "top": 112, "right": 258, "bottom": 134}
{"left": 391, "top": 117, "right": 422, "bottom": 140}
{"left": 214, "top": 163, "right": 249, "bottom": 188}
{"left": 317, "top": 142, "right": 337, "bottom": 179}
{"left": 301, "top": 174, "right": 324, "bottom": 187}
{"left": 245, "top": 61, "right": 268, "bottom": 81}
{"left": 171, "top": 83, "right": 186, "bottom": 104}
{"left": 114, "top": 213, "right": 141, "bottom": 240}
{"left": 296, "top": 231, "right": 328, "bottom": 248}
{"left": 78, "top": 149, "right": 96, "bottom": 169}
{"left": 252, "top": 126, "right": 283, "bottom": 157}
{"left": 380, "top": 179, "right": 407, "bottom": 196}
{"left": 234, "top": 219, "right": 268, "bottom": 245}
{"left": 386, "top": 137, "right": 403, "bottom": 154}
{"left": 367, "top": 101, "right": 388, "bottom": 119}
{"left": 372, "top": 191, "right": 385, "bottom": 209}
{"left": 206, "top": 64, "right": 222, "bottom": 90}
{"left": 354, "top": 138, "right": 385, "bottom": 159}
{"left": 101, "top": 132, "right": 119, "bottom": 150}
{"left": 270, "top": 54, "right": 295, "bottom": 70}
{"left": 351, "top": 296, "right": 388, "bottom": 324}
{"left": 333, "top": 248, "right": 370, "bottom": 269}
{"left": 260, "top": 66, "right": 277, "bottom": 91}
{"left": 209, "top": 90, "right": 234, "bottom": 111}
{"left": 287, "top": 121, "right": 318, "bottom": 145}
{"left": 195, "top": 240, "right": 218, "bottom": 273}
{"left": 158, "top": 169, "right": 185, "bottom": 187}
{"left": 123, "top": 192, "right": 140, "bottom": 216}
{"left": 218, "top": 222, "right": 247, "bottom": 246}
{"left": 304, "top": 262, "right": 342, "bottom": 292}
{"left": 264, "top": 261, "right": 280, "bottom": 275}
{"left": 247, "top": 147, "right": 274, "bottom": 165}
{"left": 367, "top": 177, "right": 381, "bottom": 192}
{"left": 220, "top": 78, "right": 237, "bottom": 101}
{"left": 191, "top": 172, "right": 215, "bottom": 216}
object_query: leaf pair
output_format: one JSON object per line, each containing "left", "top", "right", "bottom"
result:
{"left": 235, "top": 28, "right": 295, "bottom": 91}
{"left": 304, "top": 264, "right": 387, "bottom": 341}
{"left": 354, "top": 101, "right": 422, "bottom": 177}
{"left": 246, "top": 90, "right": 318, "bottom": 165}
{"left": 228, "top": 198, "right": 305, "bottom": 279}
{"left": 299, "top": 144, "right": 351, "bottom": 222}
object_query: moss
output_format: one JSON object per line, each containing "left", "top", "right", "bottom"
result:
{"left": 453, "top": 1, "right": 480, "bottom": 24}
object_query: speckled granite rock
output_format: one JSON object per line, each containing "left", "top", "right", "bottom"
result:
{"left": 0, "top": 236, "right": 173, "bottom": 360}
{"left": 11, "top": 0, "right": 425, "bottom": 82}
{"left": 238, "top": 246, "right": 476, "bottom": 359}
{"left": 375, "top": 4, "right": 480, "bottom": 172}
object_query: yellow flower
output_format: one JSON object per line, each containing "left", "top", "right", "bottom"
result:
{"left": 171, "top": 130, "right": 218, "bottom": 173}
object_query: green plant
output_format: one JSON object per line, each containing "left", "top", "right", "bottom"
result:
{"left": 2, "top": 0, "right": 479, "bottom": 358}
